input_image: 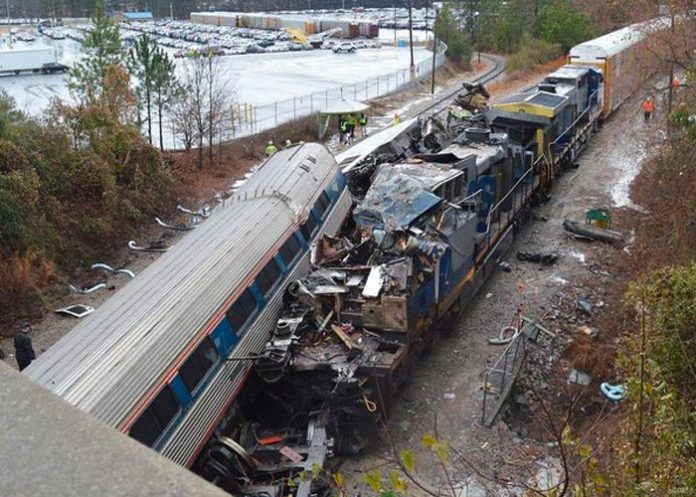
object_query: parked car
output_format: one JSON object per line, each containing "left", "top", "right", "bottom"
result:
{"left": 41, "top": 62, "right": 69, "bottom": 74}
{"left": 333, "top": 42, "right": 357, "bottom": 54}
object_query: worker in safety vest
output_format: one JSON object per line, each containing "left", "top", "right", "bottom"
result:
{"left": 358, "top": 112, "right": 368, "bottom": 137}
{"left": 338, "top": 115, "right": 349, "bottom": 144}
{"left": 393, "top": 112, "right": 401, "bottom": 126}
{"left": 347, "top": 114, "right": 357, "bottom": 142}
{"left": 265, "top": 140, "right": 278, "bottom": 157}
{"left": 642, "top": 97, "right": 655, "bottom": 122}
{"left": 672, "top": 77, "right": 681, "bottom": 89}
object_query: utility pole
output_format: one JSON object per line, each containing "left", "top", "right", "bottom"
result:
{"left": 431, "top": 6, "right": 438, "bottom": 94}
{"left": 169, "top": 2, "right": 174, "bottom": 20}
{"left": 668, "top": 11, "right": 676, "bottom": 114}
{"left": 408, "top": 0, "right": 414, "bottom": 73}
{"left": 393, "top": 2, "right": 397, "bottom": 48}
{"left": 5, "top": 0, "right": 10, "bottom": 20}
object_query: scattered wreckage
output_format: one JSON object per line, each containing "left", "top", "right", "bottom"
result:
{"left": 197, "top": 99, "right": 547, "bottom": 496}
{"left": 563, "top": 219, "right": 623, "bottom": 244}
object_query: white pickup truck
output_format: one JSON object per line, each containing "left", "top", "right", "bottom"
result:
{"left": 0, "top": 46, "right": 59, "bottom": 75}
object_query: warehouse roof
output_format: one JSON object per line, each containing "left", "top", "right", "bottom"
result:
{"left": 122, "top": 11, "right": 154, "bottom": 20}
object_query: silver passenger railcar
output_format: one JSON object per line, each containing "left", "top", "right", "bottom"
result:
{"left": 24, "top": 143, "right": 352, "bottom": 467}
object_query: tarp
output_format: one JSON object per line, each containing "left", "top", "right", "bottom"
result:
{"left": 354, "top": 165, "right": 443, "bottom": 231}
{"left": 319, "top": 99, "right": 370, "bottom": 115}
{"left": 317, "top": 99, "right": 370, "bottom": 139}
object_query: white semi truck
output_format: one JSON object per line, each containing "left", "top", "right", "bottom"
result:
{"left": 0, "top": 46, "right": 65, "bottom": 75}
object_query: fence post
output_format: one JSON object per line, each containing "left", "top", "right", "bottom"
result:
{"left": 293, "top": 97, "right": 297, "bottom": 120}
{"left": 365, "top": 79, "right": 368, "bottom": 100}
{"left": 354, "top": 83, "right": 357, "bottom": 100}
{"left": 325, "top": 90, "right": 328, "bottom": 108}
{"left": 274, "top": 101, "right": 278, "bottom": 126}
{"left": 377, "top": 76, "right": 380, "bottom": 96}
{"left": 310, "top": 93, "right": 314, "bottom": 113}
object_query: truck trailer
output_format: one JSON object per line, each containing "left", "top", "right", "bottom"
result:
{"left": 0, "top": 46, "right": 57, "bottom": 75}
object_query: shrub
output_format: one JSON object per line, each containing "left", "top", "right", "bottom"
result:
{"left": 535, "top": 0, "right": 595, "bottom": 53}
{"left": 435, "top": 3, "right": 473, "bottom": 69}
{"left": 506, "top": 36, "right": 563, "bottom": 74}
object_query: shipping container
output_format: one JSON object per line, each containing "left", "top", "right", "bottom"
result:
{"left": 0, "top": 46, "right": 56, "bottom": 74}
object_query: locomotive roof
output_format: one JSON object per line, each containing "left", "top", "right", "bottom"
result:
{"left": 24, "top": 143, "right": 338, "bottom": 427}
{"left": 546, "top": 65, "right": 592, "bottom": 80}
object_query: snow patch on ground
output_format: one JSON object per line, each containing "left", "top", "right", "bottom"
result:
{"left": 610, "top": 145, "right": 648, "bottom": 212}
{"left": 568, "top": 250, "right": 586, "bottom": 264}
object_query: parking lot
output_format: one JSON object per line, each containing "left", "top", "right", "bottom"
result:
{"left": 0, "top": 15, "right": 434, "bottom": 146}
{"left": 0, "top": 33, "right": 430, "bottom": 115}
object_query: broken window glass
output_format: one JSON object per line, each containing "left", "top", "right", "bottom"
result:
{"left": 301, "top": 214, "right": 319, "bottom": 241}
{"left": 314, "top": 192, "right": 331, "bottom": 219}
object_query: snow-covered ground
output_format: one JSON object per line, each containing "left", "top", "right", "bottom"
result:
{"left": 0, "top": 36, "right": 431, "bottom": 115}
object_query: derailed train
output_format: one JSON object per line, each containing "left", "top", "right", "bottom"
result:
{"left": 24, "top": 20, "right": 662, "bottom": 497}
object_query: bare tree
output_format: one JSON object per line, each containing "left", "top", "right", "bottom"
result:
{"left": 204, "top": 55, "right": 233, "bottom": 167}
{"left": 170, "top": 86, "right": 195, "bottom": 151}
{"left": 174, "top": 53, "right": 234, "bottom": 167}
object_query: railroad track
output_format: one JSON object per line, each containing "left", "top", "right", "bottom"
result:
{"left": 416, "top": 52, "right": 506, "bottom": 118}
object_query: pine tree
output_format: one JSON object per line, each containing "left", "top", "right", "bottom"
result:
{"left": 152, "top": 49, "right": 177, "bottom": 151}
{"left": 128, "top": 34, "right": 158, "bottom": 144}
{"left": 68, "top": 0, "right": 123, "bottom": 103}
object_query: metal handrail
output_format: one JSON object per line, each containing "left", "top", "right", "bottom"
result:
{"left": 550, "top": 88, "right": 600, "bottom": 150}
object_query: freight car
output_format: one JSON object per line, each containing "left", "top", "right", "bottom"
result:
{"left": 569, "top": 18, "right": 671, "bottom": 118}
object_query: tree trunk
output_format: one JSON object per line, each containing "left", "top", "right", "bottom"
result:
{"left": 146, "top": 82, "right": 152, "bottom": 145}
{"left": 208, "top": 58, "right": 214, "bottom": 167}
{"left": 198, "top": 134, "right": 203, "bottom": 169}
{"left": 158, "top": 92, "right": 164, "bottom": 151}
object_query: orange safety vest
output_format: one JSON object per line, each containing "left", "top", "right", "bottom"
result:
{"left": 642, "top": 100, "right": 654, "bottom": 113}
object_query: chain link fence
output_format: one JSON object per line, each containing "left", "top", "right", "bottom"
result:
{"left": 157, "top": 41, "right": 446, "bottom": 150}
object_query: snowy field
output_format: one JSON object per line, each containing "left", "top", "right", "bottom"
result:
{"left": 0, "top": 36, "right": 431, "bottom": 115}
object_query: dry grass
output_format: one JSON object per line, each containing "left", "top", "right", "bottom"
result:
{"left": 0, "top": 252, "right": 55, "bottom": 332}
{"left": 488, "top": 56, "right": 567, "bottom": 96}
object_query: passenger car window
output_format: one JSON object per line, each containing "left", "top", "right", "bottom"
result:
{"left": 300, "top": 214, "right": 318, "bottom": 241}
{"left": 129, "top": 386, "right": 179, "bottom": 447}
{"left": 226, "top": 288, "right": 256, "bottom": 332}
{"left": 256, "top": 258, "right": 282, "bottom": 297}
{"left": 179, "top": 337, "right": 219, "bottom": 394}
{"left": 314, "top": 192, "right": 331, "bottom": 218}
{"left": 279, "top": 234, "right": 302, "bottom": 265}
